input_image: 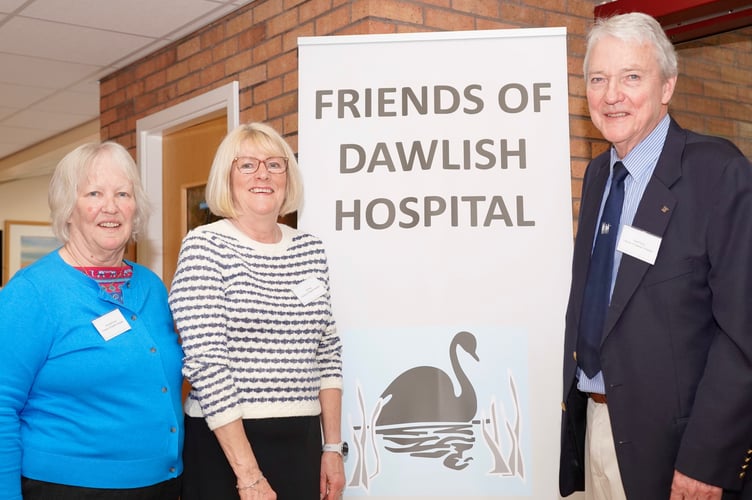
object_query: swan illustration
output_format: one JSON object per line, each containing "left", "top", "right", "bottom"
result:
{"left": 376, "top": 331, "right": 480, "bottom": 426}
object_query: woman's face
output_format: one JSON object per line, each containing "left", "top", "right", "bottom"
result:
{"left": 66, "top": 150, "right": 136, "bottom": 259}
{"left": 230, "top": 140, "right": 288, "bottom": 222}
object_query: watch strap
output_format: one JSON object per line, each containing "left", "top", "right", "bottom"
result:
{"left": 322, "top": 442, "right": 345, "bottom": 456}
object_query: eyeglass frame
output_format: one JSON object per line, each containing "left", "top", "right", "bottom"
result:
{"left": 233, "top": 156, "right": 289, "bottom": 175}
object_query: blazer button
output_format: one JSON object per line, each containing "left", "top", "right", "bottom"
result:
{"left": 573, "top": 351, "right": 577, "bottom": 361}
{"left": 561, "top": 402, "right": 567, "bottom": 412}
{"left": 740, "top": 472, "right": 746, "bottom": 479}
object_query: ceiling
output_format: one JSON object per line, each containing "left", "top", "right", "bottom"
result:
{"left": 0, "top": 0, "right": 253, "bottom": 179}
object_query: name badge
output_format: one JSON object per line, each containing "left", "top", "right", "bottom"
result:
{"left": 617, "top": 225, "right": 662, "bottom": 265}
{"left": 92, "top": 309, "right": 131, "bottom": 341}
{"left": 292, "top": 277, "right": 326, "bottom": 305}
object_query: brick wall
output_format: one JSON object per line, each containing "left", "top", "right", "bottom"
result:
{"left": 672, "top": 27, "right": 752, "bottom": 159}
{"left": 98, "top": 0, "right": 751, "bottom": 230}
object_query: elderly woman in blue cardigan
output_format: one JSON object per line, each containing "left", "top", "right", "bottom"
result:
{"left": 0, "top": 141, "right": 183, "bottom": 499}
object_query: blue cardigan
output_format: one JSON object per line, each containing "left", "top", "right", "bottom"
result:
{"left": 0, "top": 250, "right": 183, "bottom": 499}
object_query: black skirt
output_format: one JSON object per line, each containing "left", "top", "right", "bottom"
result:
{"left": 21, "top": 477, "right": 180, "bottom": 499}
{"left": 181, "top": 415, "right": 321, "bottom": 500}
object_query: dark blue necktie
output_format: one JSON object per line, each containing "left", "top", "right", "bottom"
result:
{"left": 577, "top": 162, "right": 628, "bottom": 378}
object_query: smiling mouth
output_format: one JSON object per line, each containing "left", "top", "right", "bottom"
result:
{"left": 606, "top": 112, "right": 628, "bottom": 118}
{"left": 250, "top": 187, "right": 273, "bottom": 193}
{"left": 99, "top": 222, "right": 120, "bottom": 228}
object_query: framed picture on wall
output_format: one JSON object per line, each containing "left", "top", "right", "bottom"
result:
{"left": 181, "top": 182, "right": 221, "bottom": 235}
{"left": 2, "top": 220, "right": 62, "bottom": 286}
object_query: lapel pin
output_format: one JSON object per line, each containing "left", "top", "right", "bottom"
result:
{"left": 661, "top": 205, "right": 670, "bottom": 213}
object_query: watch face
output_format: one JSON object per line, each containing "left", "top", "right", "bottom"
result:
{"left": 341, "top": 441, "right": 349, "bottom": 457}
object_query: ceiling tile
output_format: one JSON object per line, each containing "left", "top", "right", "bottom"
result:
{"left": 31, "top": 89, "right": 100, "bottom": 115}
{"left": 0, "top": 17, "right": 157, "bottom": 66}
{"left": 0, "top": 53, "right": 101, "bottom": 89}
{"left": 0, "top": 124, "right": 53, "bottom": 144}
{"left": 4, "top": 108, "right": 92, "bottom": 131}
{"left": 0, "top": 0, "right": 256, "bottom": 172}
{"left": 21, "top": 0, "right": 246, "bottom": 37}
{"left": 0, "top": 82, "right": 54, "bottom": 109}
{"left": 0, "top": 0, "right": 26, "bottom": 14}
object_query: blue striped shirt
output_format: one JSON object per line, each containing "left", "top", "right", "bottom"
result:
{"left": 578, "top": 114, "right": 670, "bottom": 394}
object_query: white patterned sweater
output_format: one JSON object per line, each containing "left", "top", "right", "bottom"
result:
{"left": 168, "top": 220, "right": 342, "bottom": 430}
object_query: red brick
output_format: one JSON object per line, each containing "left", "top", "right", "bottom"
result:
{"left": 225, "top": 52, "right": 253, "bottom": 76}
{"left": 451, "top": 0, "right": 500, "bottom": 18}
{"left": 255, "top": 0, "right": 285, "bottom": 23}
{"left": 300, "top": 0, "right": 335, "bottom": 24}
{"left": 252, "top": 36, "right": 283, "bottom": 63}
{"left": 177, "top": 73, "right": 202, "bottom": 97}
{"left": 282, "top": 22, "right": 315, "bottom": 52}
{"left": 212, "top": 38, "right": 240, "bottom": 62}
{"left": 267, "top": 92, "right": 297, "bottom": 118}
{"left": 188, "top": 50, "right": 213, "bottom": 73}
{"left": 166, "top": 61, "right": 190, "bottom": 82}
{"left": 282, "top": 71, "right": 298, "bottom": 93}
{"left": 253, "top": 77, "right": 284, "bottom": 103}
{"left": 314, "top": 4, "right": 352, "bottom": 35}
{"left": 177, "top": 38, "right": 201, "bottom": 60}
{"left": 267, "top": 8, "right": 300, "bottom": 37}
{"left": 199, "top": 62, "right": 226, "bottom": 86}
{"left": 239, "top": 65, "right": 268, "bottom": 88}
{"left": 268, "top": 50, "right": 297, "bottom": 78}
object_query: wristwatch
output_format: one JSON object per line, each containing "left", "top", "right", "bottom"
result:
{"left": 322, "top": 441, "right": 349, "bottom": 458}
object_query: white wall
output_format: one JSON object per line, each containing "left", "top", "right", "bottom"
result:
{"left": 0, "top": 175, "right": 53, "bottom": 226}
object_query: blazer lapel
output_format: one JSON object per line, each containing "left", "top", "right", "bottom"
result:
{"left": 602, "top": 120, "right": 686, "bottom": 339}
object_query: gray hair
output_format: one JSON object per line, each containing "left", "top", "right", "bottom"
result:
{"left": 48, "top": 141, "right": 150, "bottom": 243}
{"left": 584, "top": 12, "right": 678, "bottom": 81}
{"left": 205, "top": 122, "right": 303, "bottom": 219}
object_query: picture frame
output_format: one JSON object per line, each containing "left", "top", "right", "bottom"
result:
{"left": 181, "top": 182, "right": 221, "bottom": 235}
{"left": 2, "top": 220, "right": 62, "bottom": 286}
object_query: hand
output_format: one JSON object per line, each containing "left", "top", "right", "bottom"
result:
{"left": 669, "top": 470, "right": 722, "bottom": 500}
{"left": 320, "top": 451, "right": 346, "bottom": 499}
{"left": 237, "top": 476, "right": 276, "bottom": 500}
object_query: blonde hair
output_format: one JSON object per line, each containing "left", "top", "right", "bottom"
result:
{"left": 205, "top": 122, "right": 303, "bottom": 218}
{"left": 48, "top": 142, "right": 150, "bottom": 242}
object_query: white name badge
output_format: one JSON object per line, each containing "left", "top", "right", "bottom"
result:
{"left": 617, "top": 225, "right": 662, "bottom": 265}
{"left": 292, "top": 277, "right": 326, "bottom": 305}
{"left": 92, "top": 309, "right": 131, "bottom": 341}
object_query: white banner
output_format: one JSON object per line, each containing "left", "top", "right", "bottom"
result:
{"left": 298, "top": 28, "right": 572, "bottom": 499}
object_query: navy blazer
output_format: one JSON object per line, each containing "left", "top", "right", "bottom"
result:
{"left": 560, "top": 118, "right": 752, "bottom": 499}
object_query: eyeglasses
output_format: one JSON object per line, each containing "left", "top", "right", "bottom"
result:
{"left": 233, "top": 156, "right": 288, "bottom": 175}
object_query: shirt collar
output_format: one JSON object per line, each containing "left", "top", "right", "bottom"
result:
{"left": 609, "top": 114, "right": 670, "bottom": 180}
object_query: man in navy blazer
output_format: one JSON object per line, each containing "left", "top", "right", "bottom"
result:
{"left": 560, "top": 12, "right": 752, "bottom": 500}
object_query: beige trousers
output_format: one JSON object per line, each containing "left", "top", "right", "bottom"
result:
{"left": 585, "top": 398, "right": 627, "bottom": 500}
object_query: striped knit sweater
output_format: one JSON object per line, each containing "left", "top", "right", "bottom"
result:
{"left": 169, "top": 220, "right": 342, "bottom": 430}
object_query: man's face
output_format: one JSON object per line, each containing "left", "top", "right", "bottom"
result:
{"left": 586, "top": 35, "right": 676, "bottom": 158}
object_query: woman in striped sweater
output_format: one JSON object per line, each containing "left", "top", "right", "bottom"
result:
{"left": 169, "top": 123, "right": 344, "bottom": 500}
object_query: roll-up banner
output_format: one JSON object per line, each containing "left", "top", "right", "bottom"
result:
{"left": 298, "top": 28, "right": 572, "bottom": 499}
